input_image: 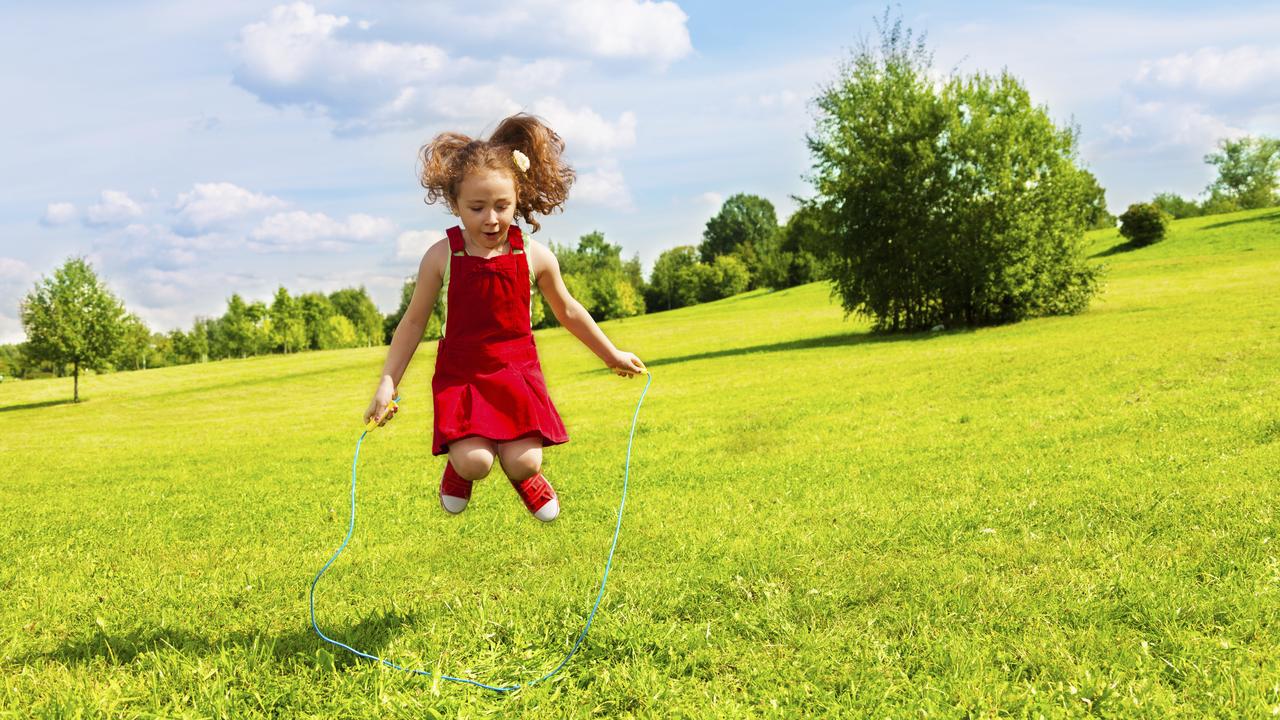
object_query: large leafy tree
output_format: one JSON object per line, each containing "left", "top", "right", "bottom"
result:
{"left": 806, "top": 10, "right": 1100, "bottom": 331}
{"left": 19, "top": 256, "right": 126, "bottom": 401}
{"left": 1204, "top": 136, "right": 1280, "bottom": 211}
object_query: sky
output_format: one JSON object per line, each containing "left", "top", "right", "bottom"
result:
{"left": 3, "top": 0, "right": 1278, "bottom": 343}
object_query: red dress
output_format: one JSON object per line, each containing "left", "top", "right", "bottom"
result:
{"left": 431, "top": 224, "right": 569, "bottom": 456}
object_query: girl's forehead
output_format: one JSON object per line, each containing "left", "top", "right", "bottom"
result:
{"left": 458, "top": 169, "right": 516, "bottom": 200}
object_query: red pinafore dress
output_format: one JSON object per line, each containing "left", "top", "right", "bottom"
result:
{"left": 431, "top": 224, "right": 569, "bottom": 456}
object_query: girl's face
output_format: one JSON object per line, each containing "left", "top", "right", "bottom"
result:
{"left": 456, "top": 168, "right": 517, "bottom": 248}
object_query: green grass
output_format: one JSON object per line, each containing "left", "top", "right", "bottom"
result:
{"left": 2, "top": 207, "right": 1279, "bottom": 717}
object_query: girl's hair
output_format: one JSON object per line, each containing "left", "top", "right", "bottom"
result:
{"left": 418, "top": 113, "right": 574, "bottom": 232}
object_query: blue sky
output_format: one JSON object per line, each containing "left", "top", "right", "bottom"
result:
{"left": 3, "top": 1, "right": 1278, "bottom": 343}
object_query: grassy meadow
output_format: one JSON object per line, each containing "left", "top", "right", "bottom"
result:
{"left": 2, "top": 207, "right": 1279, "bottom": 717}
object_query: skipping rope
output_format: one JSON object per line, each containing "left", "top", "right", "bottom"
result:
{"left": 309, "top": 369, "right": 653, "bottom": 693}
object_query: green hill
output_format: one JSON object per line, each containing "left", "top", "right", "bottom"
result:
{"left": 2, "top": 207, "right": 1278, "bottom": 717}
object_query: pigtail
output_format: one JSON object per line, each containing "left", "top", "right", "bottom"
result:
{"left": 418, "top": 132, "right": 475, "bottom": 212}
{"left": 490, "top": 113, "right": 575, "bottom": 232}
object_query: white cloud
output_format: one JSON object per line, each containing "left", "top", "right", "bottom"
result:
{"left": 1133, "top": 45, "right": 1280, "bottom": 99}
{"left": 231, "top": 2, "right": 578, "bottom": 136}
{"left": 740, "top": 90, "right": 800, "bottom": 109}
{"left": 84, "top": 190, "right": 144, "bottom": 228}
{"left": 229, "top": 2, "right": 661, "bottom": 141}
{"left": 573, "top": 165, "right": 633, "bottom": 210}
{"left": 93, "top": 223, "right": 220, "bottom": 273}
{"left": 697, "top": 191, "right": 723, "bottom": 210}
{"left": 1101, "top": 98, "right": 1249, "bottom": 155}
{"left": 0, "top": 311, "right": 24, "bottom": 345}
{"left": 249, "top": 210, "right": 397, "bottom": 252}
{"left": 551, "top": 0, "right": 692, "bottom": 66}
{"left": 40, "top": 202, "right": 78, "bottom": 227}
{"left": 395, "top": 229, "right": 444, "bottom": 261}
{"left": 172, "top": 182, "right": 287, "bottom": 235}
{"left": 532, "top": 98, "right": 637, "bottom": 154}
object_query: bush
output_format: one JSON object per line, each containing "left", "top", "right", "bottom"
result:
{"left": 1118, "top": 203, "right": 1170, "bottom": 246}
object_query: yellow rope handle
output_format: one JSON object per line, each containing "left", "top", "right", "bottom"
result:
{"left": 365, "top": 396, "right": 400, "bottom": 433}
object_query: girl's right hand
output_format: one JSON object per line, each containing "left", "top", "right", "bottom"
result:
{"left": 364, "top": 377, "right": 398, "bottom": 427}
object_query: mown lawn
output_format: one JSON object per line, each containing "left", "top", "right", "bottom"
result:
{"left": 1, "top": 207, "right": 1278, "bottom": 717}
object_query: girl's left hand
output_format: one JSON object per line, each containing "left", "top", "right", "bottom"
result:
{"left": 607, "top": 350, "right": 646, "bottom": 378}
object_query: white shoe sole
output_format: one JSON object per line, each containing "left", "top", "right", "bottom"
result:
{"left": 440, "top": 494, "right": 469, "bottom": 514}
{"left": 533, "top": 497, "right": 559, "bottom": 522}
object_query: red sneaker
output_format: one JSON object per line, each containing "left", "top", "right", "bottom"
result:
{"left": 511, "top": 472, "right": 559, "bottom": 522}
{"left": 439, "top": 462, "right": 472, "bottom": 514}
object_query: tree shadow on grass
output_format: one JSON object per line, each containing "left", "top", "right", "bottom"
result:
{"left": 0, "top": 398, "right": 80, "bottom": 413}
{"left": 1090, "top": 239, "right": 1148, "bottom": 258}
{"left": 625, "top": 327, "right": 971, "bottom": 373}
{"left": 1200, "top": 208, "right": 1280, "bottom": 230}
{"left": 15, "top": 606, "right": 420, "bottom": 670}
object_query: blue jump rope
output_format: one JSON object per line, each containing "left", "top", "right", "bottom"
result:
{"left": 309, "top": 369, "right": 653, "bottom": 693}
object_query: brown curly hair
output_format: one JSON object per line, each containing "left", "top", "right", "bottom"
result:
{"left": 418, "top": 113, "right": 575, "bottom": 233}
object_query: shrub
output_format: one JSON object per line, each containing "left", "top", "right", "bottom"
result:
{"left": 1118, "top": 203, "right": 1170, "bottom": 247}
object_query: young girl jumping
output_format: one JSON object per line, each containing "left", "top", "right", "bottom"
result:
{"left": 363, "top": 113, "right": 646, "bottom": 522}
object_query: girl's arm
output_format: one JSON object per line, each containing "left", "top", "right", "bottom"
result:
{"left": 530, "top": 240, "right": 645, "bottom": 377}
{"left": 364, "top": 240, "right": 447, "bottom": 425}
{"left": 383, "top": 239, "right": 448, "bottom": 385}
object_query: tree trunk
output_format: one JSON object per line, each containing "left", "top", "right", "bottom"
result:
{"left": 74, "top": 360, "right": 80, "bottom": 402}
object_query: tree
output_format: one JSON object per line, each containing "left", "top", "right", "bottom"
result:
{"left": 329, "top": 287, "right": 383, "bottom": 347}
{"left": 1204, "top": 136, "right": 1280, "bottom": 210}
{"left": 806, "top": 10, "right": 1100, "bottom": 331}
{"left": 1081, "top": 170, "right": 1116, "bottom": 229}
{"left": 298, "top": 293, "right": 336, "bottom": 351}
{"left": 385, "top": 277, "right": 444, "bottom": 342}
{"left": 759, "top": 201, "right": 826, "bottom": 290}
{"left": 19, "top": 257, "right": 126, "bottom": 401}
{"left": 646, "top": 246, "right": 701, "bottom": 311}
{"left": 1151, "top": 192, "right": 1203, "bottom": 219}
{"left": 245, "top": 300, "right": 272, "bottom": 356}
{"left": 269, "top": 287, "right": 306, "bottom": 354}
{"left": 212, "top": 294, "right": 255, "bottom": 359}
{"left": 113, "top": 312, "right": 153, "bottom": 371}
{"left": 189, "top": 318, "right": 212, "bottom": 363}
{"left": 700, "top": 194, "right": 779, "bottom": 287}
{"left": 549, "top": 232, "right": 644, "bottom": 323}
{"left": 319, "top": 314, "right": 359, "bottom": 350}
{"left": 702, "top": 254, "right": 750, "bottom": 301}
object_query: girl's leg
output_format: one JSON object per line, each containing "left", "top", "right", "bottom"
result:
{"left": 496, "top": 436, "right": 542, "bottom": 482}
{"left": 498, "top": 437, "right": 558, "bottom": 521}
{"left": 448, "top": 436, "right": 497, "bottom": 480}
{"left": 440, "top": 436, "right": 496, "bottom": 514}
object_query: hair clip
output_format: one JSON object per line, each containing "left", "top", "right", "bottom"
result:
{"left": 512, "top": 149, "right": 530, "bottom": 173}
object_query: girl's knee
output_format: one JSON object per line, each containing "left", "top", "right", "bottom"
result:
{"left": 498, "top": 443, "right": 542, "bottom": 482}
{"left": 449, "top": 441, "right": 495, "bottom": 480}
{"left": 452, "top": 457, "right": 492, "bottom": 480}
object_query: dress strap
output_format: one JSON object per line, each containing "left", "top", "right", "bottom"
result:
{"left": 446, "top": 226, "right": 465, "bottom": 253}
{"left": 507, "top": 224, "right": 524, "bottom": 251}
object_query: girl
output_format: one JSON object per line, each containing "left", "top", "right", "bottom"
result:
{"left": 363, "top": 113, "right": 646, "bottom": 522}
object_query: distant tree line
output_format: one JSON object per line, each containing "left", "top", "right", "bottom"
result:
{"left": 1148, "top": 136, "right": 1280, "bottom": 219}
{"left": 2, "top": 202, "right": 824, "bottom": 393}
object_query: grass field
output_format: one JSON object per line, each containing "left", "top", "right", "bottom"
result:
{"left": 2, "top": 207, "right": 1279, "bottom": 717}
